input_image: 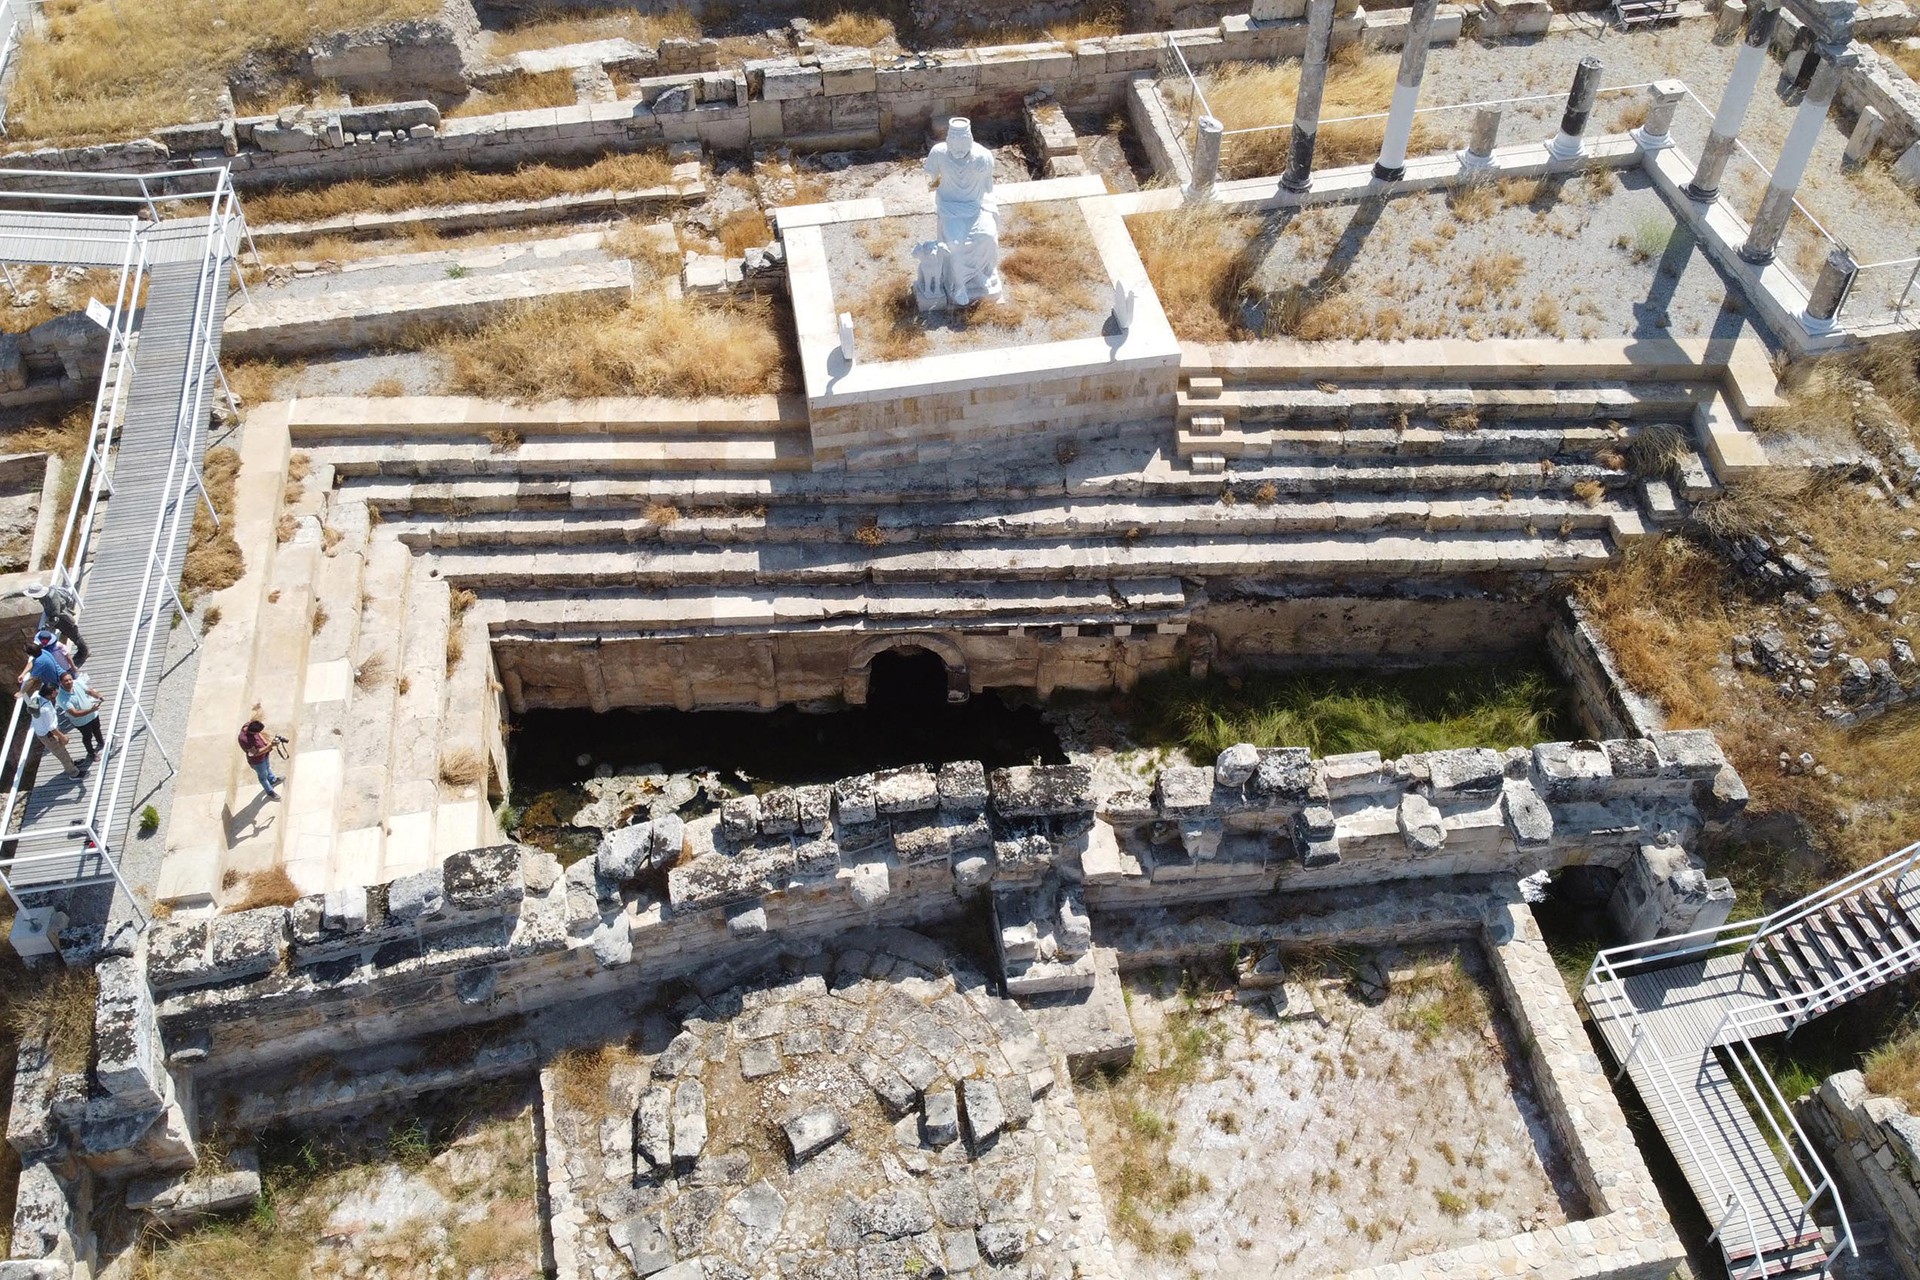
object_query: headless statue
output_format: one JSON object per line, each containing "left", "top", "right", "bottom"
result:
{"left": 915, "top": 117, "right": 1002, "bottom": 310}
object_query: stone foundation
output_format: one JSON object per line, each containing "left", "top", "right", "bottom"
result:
{"left": 1801, "top": 1070, "right": 1920, "bottom": 1280}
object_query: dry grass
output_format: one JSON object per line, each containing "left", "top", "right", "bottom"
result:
{"left": 353, "top": 651, "right": 390, "bottom": 691}
{"left": 549, "top": 1042, "right": 630, "bottom": 1112}
{"left": 247, "top": 152, "right": 677, "bottom": 226}
{"left": 1573, "top": 540, "right": 1736, "bottom": 731}
{"left": 644, "top": 501, "right": 679, "bottom": 525}
{"left": 228, "top": 865, "right": 301, "bottom": 912}
{"left": 999, "top": 204, "right": 1099, "bottom": 321}
{"left": 440, "top": 747, "right": 486, "bottom": 789}
{"left": 1865, "top": 1028, "right": 1920, "bottom": 1111}
{"left": 1448, "top": 182, "right": 1497, "bottom": 223}
{"left": 9, "top": 0, "right": 440, "bottom": 143}
{"left": 1571, "top": 478, "right": 1605, "bottom": 506}
{"left": 1530, "top": 293, "right": 1564, "bottom": 336}
{"left": 1879, "top": 39, "right": 1920, "bottom": 85}
{"left": 225, "top": 361, "right": 293, "bottom": 407}
{"left": 484, "top": 8, "right": 701, "bottom": 58}
{"left": 449, "top": 69, "right": 578, "bottom": 118}
{"left": 1129, "top": 201, "right": 1257, "bottom": 342}
{"left": 1201, "top": 52, "right": 1436, "bottom": 180}
{"left": 718, "top": 208, "right": 774, "bottom": 257}
{"left": 2, "top": 965, "right": 97, "bottom": 1075}
{"left": 181, "top": 446, "right": 243, "bottom": 602}
{"left": 426, "top": 294, "right": 789, "bottom": 401}
{"left": 1608, "top": 100, "right": 1650, "bottom": 133}
{"left": 486, "top": 428, "right": 523, "bottom": 454}
{"left": 813, "top": 10, "right": 897, "bottom": 45}
{"left": 0, "top": 267, "right": 123, "bottom": 334}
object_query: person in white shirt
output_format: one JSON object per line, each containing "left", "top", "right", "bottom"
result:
{"left": 25, "top": 693, "right": 79, "bottom": 779}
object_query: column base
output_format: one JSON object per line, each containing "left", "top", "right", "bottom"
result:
{"left": 1738, "top": 243, "right": 1775, "bottom": 266}
{"left": 1800, "top": 310, "right": 1840, "bottom": 336}
{"left": 1684, "top": 181, "right": 1719, "bottom": 203}
{"left": 1181, "top": 182, "right": 1215, "bottom": 203}
{"left": 1371, "top": 162, "right": 1405, "bottom": 183}
{"left": 1279, "top": 173, "right": 1313, "bottom": 194}
{"left": 1457, "top": 149, "right": 1493, "bottom": 171}
{"left": 1630, "top": 127, "right": 1674, "bottom": 152}
{"left": 1545, "top": 132, "right": 1583, "bottom": 163}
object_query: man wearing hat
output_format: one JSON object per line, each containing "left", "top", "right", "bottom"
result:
{"left": 21, "top": 580, "right": 85, "bottom": 666}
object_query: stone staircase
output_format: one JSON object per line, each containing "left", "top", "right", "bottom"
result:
{"left": 159, "top": 407, "right": 505, "bottom": 908}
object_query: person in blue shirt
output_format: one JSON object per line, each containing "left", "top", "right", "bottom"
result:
{"left": 23, "top": 632, "right": 72, "bottom": 694}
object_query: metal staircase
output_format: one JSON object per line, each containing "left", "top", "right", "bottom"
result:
{"left": 1583, "top": 840, "right": 1920, "bottom": 1280}
{"left": 1615, "top": 0, "right": 1680, "bottom": 28}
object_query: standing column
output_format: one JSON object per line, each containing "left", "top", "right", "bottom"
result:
{"left": 1742, "top": 47, "right": 1853, "bottom": 263}
{"left": 1187, "top": 115, "right": 1225, "bottom": 198}
{"left": 1282, "top": 0, "right": 1339, "bottom": 193}
{"left": 1373, "top": 0, "right": 1441, "bottom": 182}
{"left": 1802, "top": 246, "right": 1857, "bottom": 332}
{"left": 1547, "top": 57, "right": 1604, "bottom": 161}
{"left": 1689, "top": 0, "right": 1781, "bottom": 201}
{"left": 1459, "top": 106, "right": 1502, "bottom": 170}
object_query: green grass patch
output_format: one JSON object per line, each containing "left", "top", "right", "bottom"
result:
{"left": 1121, "top": 658, "right": 1573, "bottom": 760}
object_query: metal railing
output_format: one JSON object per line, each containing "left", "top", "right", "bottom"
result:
{"left": 0, "top": 166, "right": 249, "bottom": 927}
{"left": 1836, "top": 254, "right": 1920, "bottom": 328}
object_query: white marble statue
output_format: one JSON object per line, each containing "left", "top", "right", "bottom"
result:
{"left": 915, "top": 117, "right": 1002, "bottom": 310}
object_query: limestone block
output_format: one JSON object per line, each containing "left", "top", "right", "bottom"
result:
{"left": 127, "top": 1151, "right": 261, "bottom": 1225}
{"left": 1180, "top": 818, "right": 1222, "bottom": 860}
{"left": 386, "top": 867, "right": 446, "bottom": 923}
{"left": 1056, "top": 885, "right": 1091, "bottom": 957}
{"left": 835, "top": 774, "right": 878, "bottom": 826}
{"left": 145, "top": 919, "right": 211, "bottom": 991}
{"left": 921, "top": 1087, "right": 959, "bottom": 1145}
{"left": 720, "top": 794, "right": 762, "bottom": 841}
{"left": 1397, "top": 793, "right": 1445, "bottom": 853}
{"left": 1155, "top": 765, "right": 1215, "bottom": 814}
{"left": 1250, "top": 747, "right": 1316, "bottom": 804}
{"left": 990, "top": 764, "right": 1093, "bottom": 816}
{"left": 671, "top": 1079, "right": 708, "bottom": 1165}
{"left": 892, "top": 813, "right": 990, "bottom": 864}
{"left": 849, "top": 862, "right": 890, "bottom": 909}
{"left": 1608, "top": 843, "right": 1735, "bottom": 943}
{"left": 1891, "top": 141, "right": 1920, "bottom": 191}
{"left": 442, "top": 845, "right": 525, "bottom": 911}
{"left": 795, "top": 784, "right": 833, "bottom": 833}
{"left": 782, "top": 1107, "right": 847, "bottom": 1161}
{"left": 872, "top": 764, "right": 939, "bottom": 814}
{"left": 636, "top": 1087, "right": 673, "bottom": 1171}
{"left": 759, "top": 788, "right": 801, "bottom": 835}
{"left": 758, "top": 62, "right": 823, "bottom": 101}
{"left": 1424, "top": 747, "right": 1504, "bottom": 795}
{"left": 960, "top": 1076, "right": 1005, "bottom": 1148}
{"left": 1650, "top": 729, "right": 1729, "bottom": 780}
{"left": 1531, "top": 741, "right": 1613, "bottom": 800}
{"left": 207, "top": 908, "right": 289, "bottom": 980}
{"left": 994, "top": 827, "right": 1055, "bottom": 882}
{"left": 1602, "top": 738, "right": 1661, "bottom": 779}
{"left": 9, "top": 1158, "right": 70, "bottom": 1260}
{"left": 1502, "top": 780, "right": 1555, "bottom": 850}
{"left": 93, "top": 956, "right": 163, "bottom": 1110}
{"left": 591, "top": 916, "right": 634, "bottom": 967}
{"left": 937, "top": 760, "right": 988, "bottom": 813}
{"left": 323, "top": 885, "right": 369, "bottom": 932}
{"left": 816, "top": 50, "right": 877, "bottom": 95}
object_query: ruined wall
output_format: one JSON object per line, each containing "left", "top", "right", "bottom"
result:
{"left": 1801, "top": 1070, "right": 1920, "bottom": 1280}
{"left": 1202, "top": 594, "right": 1550, "bottom": 667}
{"left": 0, "top": 8, "right": 1456, "bottom": 193}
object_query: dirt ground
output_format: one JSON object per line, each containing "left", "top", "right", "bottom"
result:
{"left": 131, "top": 1081, "right": 541, "bottom": 1280}
{"left": 1078, "top": 945, "right": 1584, "bottom": 1277}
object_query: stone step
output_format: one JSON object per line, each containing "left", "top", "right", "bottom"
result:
{"left": 383, "top": 488, "right": 1646, "bottom": 551}
{"left": 1174, "top": 423, "right": 1633, "bottom": 461}
{"left": 486, "top": 578, "right": 1194, "bottom": 639}
{"left": 306, "top": 433, "right": 813, "bottom": 478}
{"left": 224, "top": 261, "right": 639, "bottom": 359}
{"left": 432, "top": 529, "right": 1616, "bottom": 592}
{"left": 159, "top": 406, "right": 302, "bottom": 909}
{"left": 1177, "top": 382, "right": 1704, "bottom": 426}
{"left": 285, "top": 394, "right": 809, "bottom": 440}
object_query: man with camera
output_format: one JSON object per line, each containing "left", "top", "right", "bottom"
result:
{"left": 237, "top": 715, "right": 288, "bottom": 802}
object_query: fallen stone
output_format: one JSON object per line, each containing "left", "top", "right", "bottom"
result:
{"left": 621, "top": 1213, "right": 674, "bottom": 1276}
{"left": 977, "top": 1220, "right": 1027, "bottom": 1264}
{"left": 1214, "top": 742, "right": 1260, "bottom": 787}
{"left": 849, "top": 862, "right": 889, "bottom": 909}
{"left": 921, "top": 1086, "right": 959, "bottom": 1146}
{"left": 636, "top": 1087, "right": 673, "bottom": 1172}
{"left": 740, "top": 1040, "right": 782, "bottom": 1080}
{"left": 671, "top": 1079, "right": 708, "bottom": 1166}
{"left": 782, "top": 1107, "right": 848, "bottom": 1162}
{"left": 961, "top": 1077, "right": 1005, "bottom": 1149}
{"left": 860, "top": 1057, "right": 917, "bottom": 1117}
{"left": 386, "top": 868, "right": 445, "bottom": 923}
{"left": 860, "top": 1188, "right": 934, "bottom": 1240}
{"left": 1397, "top": 792, "right": 1445, "bottom": 852}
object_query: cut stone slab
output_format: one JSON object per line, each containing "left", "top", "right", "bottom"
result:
{"left": 921, "top": 1086, "right": 959, "bottom": 1147}
{"left": 671, "top": 1079, "right": 707, "bottom": 1166}
{"left": 781, "top": 1107, "right": 848, "bottom": 1163}
{"left": 740, "top": 1040, "right": 782, "bottom": 1080}
{"left": 960, "top": 1077, "right": 1006, "bottom": 1150}
{"left": 621, "top": 1214, "right": 674, "bottom": 1276}
{"left": 636, "top": 1087, "right": 673, "bottom": 1172}
{"left": 1019, "top": 947, "right": 1136, "bottom": 1075}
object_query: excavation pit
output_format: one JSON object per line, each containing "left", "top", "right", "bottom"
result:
{"left": 1081, "top": 942, "right": 1587, "bottom": 1276}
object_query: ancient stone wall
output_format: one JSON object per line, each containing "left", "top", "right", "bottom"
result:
{"left": 0, "top": 9, "right": 1458, "bottom": 193}
{"left": 1801, "top": 1070, "right": 1920, "bottom": 1280}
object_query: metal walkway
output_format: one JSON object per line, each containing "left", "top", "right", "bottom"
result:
{"left": 1582, "top": 842, "right": 1920, "bottom": 1280}
{"left": 0, "top": 170, "right": 249, "bottom": 921}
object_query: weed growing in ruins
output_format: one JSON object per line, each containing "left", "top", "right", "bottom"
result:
{"left": 1125, "top": 661, "right": 1570, "bottom": 759}
{"left": 1866, "top": 1028, "right": 1920, "bottom": 1111}
{"left": 249, "top": 153, "right": 678, "bottom": 227}
{"left": 8, "top": 0, "right": 440, "bottom": 143}
{"left": 812, "top": 11, "right": 899, "bottom": 45}
{"left": 1201, "top": 51, "right": 1435, "bottom": 180}
{"left": 1572, "top": 478, "right": 1605, "bottom": 506}
{"left": 227, "top": 866, "right": 301, "bottom": 911}
{"left": 1128, "top": 201, "right": 1257, "bottom": 343}
{"left": 440, "top": 747, "right": 486, "bottom": 790}
{"left": 2, "top": 965, "right": 97, "bottom": 1076}
{"left": 486, "top": 428, "right": 524, "bottom": 454}
{"left": 181, "top": 447, "right": 244, "bottom": 603}
{"left": 353, "top": 652, "right": 390, "bottom": 691}
{"left": 448, "top": 69, "right": 578, "bottom": 118}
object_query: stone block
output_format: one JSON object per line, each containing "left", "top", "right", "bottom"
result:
{"left": 442, "top": 845, "right": 524, "bottom": 911}
{"left": 921, "top": 1086, "right": 959, "bottom": 1145}
{"left": 783, "top": 1107, "right": 848, "bottom": 1161}
{"left": 1155, "top": 765, "right": 1215, "bottom": 814}
{"left": 1502, "top": 780, "right": 1554, "bottom": 849}
{"left": 720, "top": 794, "right": 762, "bottom": 841}
{"left": 758, "top": 62, "right": 823, "bottom": 101}
{"left": 1397, "top": 793, "right": 1445, "bottom": 852}
{"left": 960, "top": 1076, "right": 1005, "bottom": 1149}
{"left": 1215, "top": 743, "right": 1260, "bottom": 787}
{"left": 937, "top": 760, "right": 988, "bottom": 812}
{"left": 207, "top": 908, "right": 289, "bottom": 980}
{"left": 94, "top": 956, "right": 162, "bottom": 1109}
{"left": 816, "top": 50, "right": 877, "bottom": 94}
{"left": 1249, "top": 747, "right": 1315, "bottom": 804}
{"left": 386, "top": 867, "right": 446, "bottom": 923}
{"left": 759, "top": 788, "right": 801, "bottom": 835}
{"left": 1650, "top": 729, "right": 1729, "bottom": 780}
{"left": 671, "top": 1079, "right": 708, "bottom": 1165}
{"left": 1424, "top": 747, "right": 1504, "bottom": 795}
{"left": 872, "top": 764, "right": 939, "bottom": 814}
{"left": 892, "top": 813, "right": 991, "bottom": 863}
{"left": 990, "top": 764, "right": 1093, "bottom": 816}
{"left": 835, "top": 774, "right": 878, "bottom": 825}
{"left": 323, "top": 885, "right": 368, "bottom": 932}
{"left": 146, "top": 920, "right": 211, "bottom": 990}
{"left": 1531, "top": 741, "right": 1613, "bottom": 800}
{"left": 849, "top": 861, "right": 890, "bottom": 909}
{"left": 795, "top": 784, "right": 833, "bottom": 833}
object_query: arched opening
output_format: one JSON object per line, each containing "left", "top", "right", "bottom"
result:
{"left": 864, "top": 646, "right": 951, "bottom": 713}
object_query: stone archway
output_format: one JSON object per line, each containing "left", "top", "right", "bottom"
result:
{"left": 843, "top": 633, "right": 970, "bottom": 706}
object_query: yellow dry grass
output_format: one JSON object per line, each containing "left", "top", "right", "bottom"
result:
{"left": 484, "top": 8, "right": 702, "bottom": 57}
{"left": 2, "top": 965, "right": 97, "bottom": 1076}
{"left": 428, "top": 292, "right": 790, "bottom": 401}
{"left": 247, "top": 152, "right": 677, "bottom": 225}
{"left": 997, "top": 203, "right": 1099, "bottom": 322}
{"left": 181, "top": 446, "right": 243, "bottom": 602}
{"left": 9, "top": 0, "right": 440, "bottom": 144}
{"left": 718, "top": 208, "right": 774, "bottom": 256}
{"left": 0, "top": 268, "right": 124, "bottom": 334}
{"left": 813, "top": 11, "right": 897, "bottom": 45}
{"left": 227, "top": 865, "right": 301, "bottom": 912}
{"left": 1865, "top": 1029, "right": 1920, "bottom": 1111}
{"left": 1200, "top": 50, "right": 1436, "bottom": 180}
{"left": 448, "top": 69, "right": 579, "bottom": 118}
{"left": 1128, "top": 200, "right": 1257, "bottom": 342}
{"left": 549, "top": 1043, "right": 630, "bottom": 1112}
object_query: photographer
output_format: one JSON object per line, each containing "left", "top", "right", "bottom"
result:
{"left": 237, "top": 716, "right": 287, "bottom": 802}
